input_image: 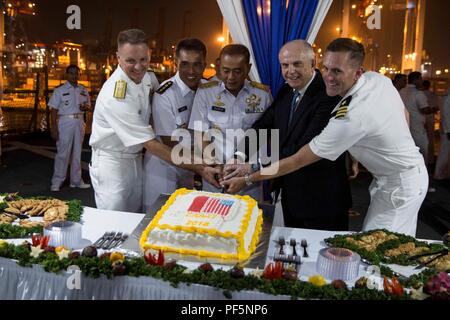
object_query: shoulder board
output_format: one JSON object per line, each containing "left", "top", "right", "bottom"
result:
{"left": 335, "top": 95, "right": 352, "bottom": 119}
{"left": 156, "top": 81, "right": 173, "bottom": 94}
{"left": 54, "top": 83, "right": 64, "bottom": 89}
{"left": 250, "top": 81, "right": 269, "bottom": 92}
{"left": 113, "top": 80, "right": 127, "bottom": 99}
{"left": 199, "top": 81, "right": 219, "bottom": 89}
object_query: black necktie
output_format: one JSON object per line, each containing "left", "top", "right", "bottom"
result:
{"left": 288, "top": 90, "right": 301, "bottom": 127}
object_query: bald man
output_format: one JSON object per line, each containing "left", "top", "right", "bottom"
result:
{"left": 227, "top": 40, "right": 352, "bottom": 231}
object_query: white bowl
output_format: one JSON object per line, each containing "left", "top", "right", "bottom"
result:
{"left": 316, "top": 247, "right": 361, "bottom": 281}
{"left": 44, "top": 221, "right": 83, "bottom": 249}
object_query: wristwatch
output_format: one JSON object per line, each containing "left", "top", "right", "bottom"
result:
{"left": 244, "top": 174, "right": 253, "bottom": 186}
{"left": 250, "top": 163, "right": 261, "bottom": 173}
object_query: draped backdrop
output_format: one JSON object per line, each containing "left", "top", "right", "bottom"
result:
{"left": 216, "top": 0, "right": 333, "bottom": 96}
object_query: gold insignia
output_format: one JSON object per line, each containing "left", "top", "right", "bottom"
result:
{"left": 245, "top": 94, "right": 262, "bottom": 113}
{"left": 113, "top": 80, "right": 127, "bottom": 99}
{"left": 335, "top": 96, "right": 352, "bottom": 119}
{"left": 156, "top": 81, "right": 173, "bottom": 94}
{"left": 213, "top": 94, "right": 225, "bottom": 107}
{"left": 199, "top": 81, "right": 219, "bottom": 89}
{"left": 250, "top": 81, "right": 269, "bottom": 92}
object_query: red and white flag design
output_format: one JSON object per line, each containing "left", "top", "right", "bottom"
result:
{"left": 188, "top": 196, "right": 234, "bottom": 217}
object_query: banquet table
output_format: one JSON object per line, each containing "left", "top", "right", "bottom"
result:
{"left": 0, "top": 206, "right": 432, "bottom": 300}
{"left": 0, "top": 206, "right": 287, "bottom": 300}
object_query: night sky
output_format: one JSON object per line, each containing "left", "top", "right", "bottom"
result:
{"left": 19, "top": 0, "right": 449, "bottom": 70}
{"left": 22, "top": 0, "right": 224, "bottom": 63}
{"left": 315, "top": 0, "right": 450, "bottom": 72}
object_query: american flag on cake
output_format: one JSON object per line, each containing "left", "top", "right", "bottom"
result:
{"left": 188, "top": 196, "right": 234, "bottom": 217}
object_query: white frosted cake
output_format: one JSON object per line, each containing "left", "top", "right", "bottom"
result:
{"left": 139, "top": 188, "right": 263, "bottom": 261}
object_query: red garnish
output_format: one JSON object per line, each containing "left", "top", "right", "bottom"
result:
{"left": 144, "top": 249, "right": 165, "bottom": 266}
{"left": 383, "top": 276, "right": 404, "bottom": 296}
{"left": 263, "top": 261, "right": 284, "bottom": 280}
{"left": 31, "top": 234, "right": 50, "bottom": 249}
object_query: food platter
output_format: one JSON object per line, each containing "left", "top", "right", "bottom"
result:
{"left": 0, "top": 193, "right": 83, "bottom": 239}
{"left": 325, "top": 229, "right": 450, "bottom": 273}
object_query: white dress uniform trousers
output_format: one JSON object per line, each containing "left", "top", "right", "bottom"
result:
{"left": 89, "top": 66, "right": 156, "bottom": 213}
{"left": 49, "top": 82, "right": 90, "bottom": 188}
{"left": 310, "top": 72, "right": 428, "bottom": 236}
{"left": 435, "top": 90, "right": 450, "bottom": 179}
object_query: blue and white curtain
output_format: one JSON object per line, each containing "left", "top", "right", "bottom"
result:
{"left": 216, "top": 0, "right": 333, "bottom": 96}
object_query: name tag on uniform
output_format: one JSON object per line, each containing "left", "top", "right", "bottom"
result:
{"left": 211, "top": 106, "right": 225, "bottom": 113}
{"left": 62, "top": 93, "right": 70, "bottom": 96}
{"left": 178, "top": 106, "right": 188, "bottom": 113}
{"left": 245, "top": 106, "right": 264, "bottom": 114}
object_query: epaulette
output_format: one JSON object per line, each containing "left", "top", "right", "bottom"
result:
{"left": 199, "top": 81, "right": 219, "bottom": 89}
{"left": 156, "top": 81, "right": 173, "bottom": 94}
{"left": 335, "top": 96, "right": 352, "bottom": 119}
{"left": 250, "top": 81, "right": 269, "bottom": 92}
{"left": 54, "top": 83, "right": 64, "bottom": 89}
{"left": 113, "top": 80, "right": 127, "bottom": 99}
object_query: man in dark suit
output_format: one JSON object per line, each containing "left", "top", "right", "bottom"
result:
{"left": 224, "top": 40, "right": 352, "bottom": 230}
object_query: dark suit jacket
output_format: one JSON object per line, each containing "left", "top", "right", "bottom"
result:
{"left": 251, "top": 71, "right": 352, "bottom": 221}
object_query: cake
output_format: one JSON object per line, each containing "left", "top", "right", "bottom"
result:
{"left": 139, "top": 188, "right": 263, "bottom": 261}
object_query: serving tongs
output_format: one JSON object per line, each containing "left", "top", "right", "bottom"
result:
{"left": 408, "top": 248, "right": 448, "bottom": 261}
{"left": 413, "top": 249, "right": 448, "bottom": 269}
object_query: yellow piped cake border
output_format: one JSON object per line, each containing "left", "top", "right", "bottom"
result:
{"left": 139, "top": 188, "right": 263, "bottom": 261}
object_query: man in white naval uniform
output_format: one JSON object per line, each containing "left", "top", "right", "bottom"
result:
{"left": 143, "top": 38, "right": 207, "bottom": 212}
{"left": 50, "top": 65, "right": 91, "bottom": 191}
{"left": 189, "top": 44, "right": 272, "bottom": 201}
{"left": 435, "top": 90, "right": 450, "bottom": 180}
{"left": 400, "top": 72, "right": 432, "bottom": 165}
{"left": 222, "top": 38, "right": 428, "bottom": 236}
{"left": 89, "top": 29, "right": 220, "bottom": 213}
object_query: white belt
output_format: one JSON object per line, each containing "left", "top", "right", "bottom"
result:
{"left": 59, "top": 113, "right": 84, "bottom": 119}
{"left": 93, "top": 148, "right": 142, "bottom": 159}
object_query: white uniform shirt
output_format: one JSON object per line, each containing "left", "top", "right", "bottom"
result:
{"left": 310, "top": 72, "right": 424, "bottom": 177}
{"left": 399, "top": 84, "right": 429, "bottom": 131}
{"left": 153, "top": 72, "right": 196, "bottom": 137}
{"left": 48, "top": 82, "right": 90, "bottom": 115}
{"left": 152, "top": 72, "right": 195, "bottom": 137}
{"left": 89, "top": 66, "right": 156, "bottom": 154}
{"left": 189, "top": 80, "right": 272, "bottom": 162}
{"left": 152, "top": 73, "right": 208, "bottom": 150}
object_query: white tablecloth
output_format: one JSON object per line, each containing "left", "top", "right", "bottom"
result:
{"left": 0, "top": 207, "right": 291, "bottom": 300}
{"left": 0, "top": 207, "right": 433, "bottom": 300}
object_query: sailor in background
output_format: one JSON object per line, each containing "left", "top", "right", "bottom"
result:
{"left": 434, "top": 89, "right": 450, "bottom": 180}
{"left": 143, "top": 38, "right": 207, "bottom": 212}
{"left": 400, "top": 72, "right": 432, "bottom": 165}
{"left": 49, "top": 65, "right": 91, "bottom": 192}
{"left": 189, "top": 44, "right": 272, "bottom": 201}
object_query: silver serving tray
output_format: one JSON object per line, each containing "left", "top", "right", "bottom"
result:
{"left": 121, "top": 194, "right": 274, "bottom": 269}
